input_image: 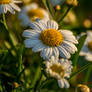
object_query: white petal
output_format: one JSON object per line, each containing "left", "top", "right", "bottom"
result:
{"left": 30, "top": 21, "right": 46, "bottom": 31}
{"left": 63, "top": 79, "right": 70, "bottom": 88}
{"left": 9, "top": 3, "right": 21, "bottom": 12}
{"left": 32, "top": 42, "right": 46, "bottom": 52}
{"left": 24, "top": 39, "right": 40, "bottom": 48}
{"left": 85, "top": 53, "right": 92, "bottom": 61}
{"left": 60, "top": 30, "right": 73, "bottom": 35}
{"left": 60, "top": 30, "right": 78, "bottom": 44}
{"left": 58, "top": 46, "right": 71, "bottom": 59}
{"left": 52, "top": 47, "right": 59, "bottom": 59}
{"left": 40, "top": 47, "right": 53, "bottom": 60}
{"left": 63, "top": 41, "right": 77, "bottom": 54}
{"left": 62, "top": 41, "right": 78, "bottom": 54}
{"left": 23, "top": 30, "right": 40, "bottom": 39}
{"left": 47, "top": 20, "right": 58, "bottom": 30}
{"left": 58, "top": 79, "right": 64, "bottom": 88}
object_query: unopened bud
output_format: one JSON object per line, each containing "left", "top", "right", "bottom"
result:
{"left": 76, "top": 84, "right": 90, "bottom": 92}
{"left": 83, "top": 19, "right": 91, "bottom": 28}
{"left": 66, "top": 0, "right": 78, "bottom": 6}
{"left": 13, "top": 82, "right": 19, "bottom": 88}
{"left": 56, "top": 5, "right": 61, "bottom": 10}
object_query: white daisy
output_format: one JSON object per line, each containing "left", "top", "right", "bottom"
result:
{"left": 45, "top": 56, "right": 73, "bottom": 88}
{"left": 80, "top": 31, "right": 92, "bottom": 61}
{"left": 23, "top": 20, "right": 78, "bottom": 60}
{"left": 0, "top": 0, "right": 22, "bottom": 14}
{"left": 18, "top": 3, "right": 49, "bottom": 27}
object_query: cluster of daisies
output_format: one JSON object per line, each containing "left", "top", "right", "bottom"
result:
{"left": 0, "top": 0, "right": 92, "bottom": 89}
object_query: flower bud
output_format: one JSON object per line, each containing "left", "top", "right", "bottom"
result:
{"left": 76, "top": 84, "right": 90, "bottom": 92}
{"left": 13, "top": 82, "right": 19, "bottom": 88}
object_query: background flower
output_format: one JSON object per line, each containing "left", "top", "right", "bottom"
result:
{"left": 18, "top": 3, "right": 49, "bottom": 27}
{"left": 0, "top": 0, "right": 22, "bottom": 14}
{"left": 45, "top": 56, "right": 73, "bottom": 88}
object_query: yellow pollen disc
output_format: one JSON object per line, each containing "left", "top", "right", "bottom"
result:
{"left": 0, "top": 0, "right": 11, "bottom": 4}
{"left": 27, "top": 9, "right": 44, "bottom": 21}
{"left": 40, "top": 29, "right": 64, "bottom": 47}
{"left": 50, "top": 64, "right": 65, "bottom": 78}
{"left": 88, "top": 41, "right": 92, "bottom": 51}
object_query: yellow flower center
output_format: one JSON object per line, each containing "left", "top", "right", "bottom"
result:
{"left": 27, "top": 9, "right": 44, "bottom": 21}
{"left": 88, "top": 41, "right": 92, "bottom": 51}
{"left": 40, "top": 29, "right": 64, "bottom": 47}
{"left": 0, "top": 0, "right": 11, "bottom": 4}
{"left": 50, "top": 64, "right": 65, "bottom": 78}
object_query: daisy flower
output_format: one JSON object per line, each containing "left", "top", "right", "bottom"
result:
{"left": 45, "top": 56, "right": 73, "bottom": 88}
{"left": 18, "top": 3, "right": 49, "bottom": 27}
{"left": 0, "top": 0, "right": 22, "bottom": 14}
{"left": 23, "top": 20, "right": 78, "bottom": 60}
{"left": 80, "top": 31, "right": 92, "bottom": 61}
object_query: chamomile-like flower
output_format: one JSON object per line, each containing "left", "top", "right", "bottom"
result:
{"left": 23, "top": 20, "right": 78, "bottom": 60}
{"left": 45, "top": 56, "right": 73, "bottom": 88}
{"left": 0, "top": 0, "right": 21, "bottom": 14}
{"left": 18, "top": 3, "right": 49, "bottom": 27}
{"left": 80, "top": 31, "right": 92, "bottom": 61}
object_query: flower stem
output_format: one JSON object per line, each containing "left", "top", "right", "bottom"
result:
{"left": 59, "top": 5, "right": 73, "bottom": 25}
{"left": 2, "top": 14, "right": 16, "bottom": 49}
{"left": 30, "top": 66, "right": 41, "bottom": 92}
{"left": 3, "top": 14, "right": 8, "bottom": 30}
{"left": 84, "top": 65, "right": 92, "bottom": 83}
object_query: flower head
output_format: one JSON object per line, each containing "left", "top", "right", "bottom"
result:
{"left": 45, "top": 56, "right": 73, "bottom": 88}
{"left": 0, "top": 0, "right": 21, "bottom": 14}
{"left": 80, "top": 31, "right": 92, "bottom": 61}
{"left": 23, "top": 20, "right": 78, "bottom": 60}
{"left": 76, "top": 84, "right": 90, "bottom": 92}
{"left": 18, "top": 3, "right": 49, "bottom": 27}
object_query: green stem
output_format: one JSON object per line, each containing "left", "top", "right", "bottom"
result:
{"left": 70, "top": 63, "right": 92, "bottom": 80}
{"left": 84, "top": 65, "right": 92, "bottom": 83}
{"left": 42, "top": 0, "right": 53, "bottom": 19}
{"left": 40, "top": 78, "right": 54, "bottom": 89}
{"left": 59, "top": 5, "right": 73, "bottom": 24}
{"left": 30, "top": 66, "right": 41, "bottom": 92}
{"left": 17, "top": 45, "right": 24, "bottom": 76}
{"left": 3, "top": 14, "right": 8, "bottom": 30}
{"left": 2, "top": 14, "right": 16, "bottom": 49}
{"left": 0, "top": 71, "right": 15, "bottom": 78}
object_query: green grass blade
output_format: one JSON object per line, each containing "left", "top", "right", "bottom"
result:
{"left": 72, "top": 34, "right": 87, "bottom": 66}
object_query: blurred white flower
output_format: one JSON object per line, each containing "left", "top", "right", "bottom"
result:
{"left": 80, "top": 31, "right": 92, "bottom": 61}
{"left": 51, "top": 0, "right": 66, "bottom": 6}
{"left": 63, "top": 11, "right": 77, "bottom": 24}
{"left": 0, "top": 0, "right": 21, "bottom": 14}
{"left": 23, "top": 20, "right": 78, "bottom": 60}
{"left": 45, "top": 56, "right": 73, "bottom": 88}
{"left": 18, "top": 3, "right": 49, "bottom": 27}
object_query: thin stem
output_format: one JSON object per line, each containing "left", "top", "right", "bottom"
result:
{"left": 84, "top": 65, "right": 92, "bottom": 83}
{"left": 70, "top": 63, "right": 91, "bottom": 80}
{"left": 30, "top": 66, "right": 41, "bottom": 92}
{"left": 2, "top": 14, "right": 16, "bottom": 50}
{"left": 59, "top": 5, "right": 72, "bottom": 24}
{"left": 17, "top": 45, "right": 24, "bottom": 76}
{"left": 3, "top": 14, "right": 8, "bottom": 30}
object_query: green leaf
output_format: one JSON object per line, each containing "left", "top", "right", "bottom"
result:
{"left": 72, "top": 34, "right": 87, "bottom": 66}
{"left": 70, "top": 63, "right": 92, "bottom": 79}
{"left": 17, "top": 45, "right": 25, "bottom": 76}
